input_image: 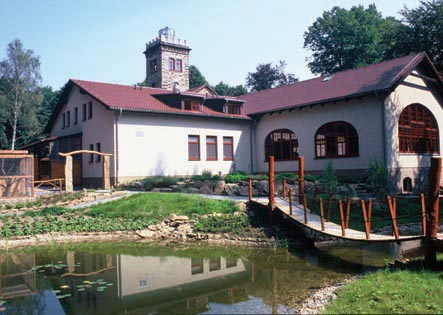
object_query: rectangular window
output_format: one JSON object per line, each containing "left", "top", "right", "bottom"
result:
{"left": 62, "top": 113, "right": 66, "bottom": 129}
{"left": 66, "top": 111, "right": 71, "bottom": 127}
{"left": 227, "top": 103, "right": 241, "bottom": 115}
{"left": 89, "top": 144, "right": 94, "bottom": 163}
{"left": 223, "top": 137, "right": 234, "bottom": 161}
{"left": 206, "top": 136, "right": 217, "bottom": 161}
{"left": 88, "top": 101, "right": 93, "bottom": 119}
{"left": 82, "top": 103, "right": 87, "bottom": 121}
{"left": 209, "top": 257, "right": 221, "bottom": 271}
{"left": 184, "top": 100, "right": 200, "bottom": 111}
{"left": 74, "top": 107, "right": 78, "bottom": 125}
{"left": 175, "top": 59, "right": 182, "bottom": 72}
{"left": 169, "top": 58, "right": 175, "bottom": 71}
{"left": 188, "top": 135, "right": 200, "bottom": 161}
{"left": 96, "top": 143, "right": 101, "bottom": 162}
{"left": 191, "top": 258, "right": 204, "bottom": 275}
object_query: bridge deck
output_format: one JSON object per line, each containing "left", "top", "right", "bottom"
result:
{"left": 250, "top": 197, "right": 424, "bottom": 242}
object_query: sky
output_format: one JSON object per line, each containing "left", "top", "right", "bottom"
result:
{"left": 0, "top": 0, "right": 423, "bottom": 90}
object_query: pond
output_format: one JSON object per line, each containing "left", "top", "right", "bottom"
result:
{"left": 0, "top": 241, "right": 386, "bottom": 315}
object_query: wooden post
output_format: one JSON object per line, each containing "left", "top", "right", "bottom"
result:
{"left": 248, "top": 178, "right": 253, "bottom": 202}
{"left": 319, "top": 198, "right": 325, "bottom": 231}
{"left": 64, "top": 155, "right": 73, "bottom": 193}
{"left": 303, "top": 194, "right": 308, "bottom": 224}
{"left": 288, "top": 188, "right": 293, "bottom": 215}
{"left": 361, "top": 200, "right": 370, "bottom": 240}
{"left": 268, "top": 156, "right": 275, "bottom": 224}
{"left": 282, "top": 177, "right": 286, "bottom": 199}
{"left": 345, "top": 197, "right": 351, "bottom": 229}
{"left": 298, "top": 157, "right": 305, "bottom": 203}
{"left": 425, "top": 157, "right": 442, "bottom": 266}
{"left": 338, "top": 200, "right": 346, "bottom": 236}
{"left": 103, "top": 155, "right": 111, "bottom": 190}
{"left": 421, "top": 193, "right": 426, "bottom": 235}
{"left": 327, "top": 192, "right": 333, "bottom": 222}
{"left": 387, "top": 196, "right": 399, "bottom": 239}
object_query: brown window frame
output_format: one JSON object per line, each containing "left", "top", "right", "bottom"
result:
{"left": 223, "top": 136, "right": 234, "bottom": 161}
{"left": 175, "top": 59, "right": 182, "bottom": 72}
{"left": 315, "top": 121, "right": 359, "bottom": 159}
{"left": 227, "top": 103, "right": 242, "bottom": 115}
{"left": 184, "top": 99, "right": 200, "bottom": 112}
{"left": 398, "top": 103, "right": 439, "bottom": 154}
{"left": 74, "top": 107, "right": 78, "bottom": 125}
{"left": 87, "top": 101, "right": 93, "bottom": 120}
{"left": 82, "top": 103, "right": 87, "bottom": 121}
{"left": 188, "top": 135, "right": 200, "bottom": 161}
{"left": 265, "top": 129, "right": 298, "bottom": 161}
{"left": 206, "top": 136, "right": 218, "bottom": 161}
{"left": 95, "top": 143, "right": 101, "bottom": 162}
{"left": 169, "top": 57, "right": 175, "bottom": 71}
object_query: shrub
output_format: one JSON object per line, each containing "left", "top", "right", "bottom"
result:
{"left": 367, "top": 158, "right": 388, "bottom": 201}
{"left": 141, "top": 176, "right": 179, "bottom": 191}
{"left": 323, "top": 161, "right": 338, "bottom": 195}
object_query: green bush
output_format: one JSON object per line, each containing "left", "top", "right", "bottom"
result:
{"left": 141, "top": 176, "right": 179, "bottom": 191}
{"left": 367, "top": 158, "right": 388, "bottom": 201}
{"left": 275, "top": 172, "right": 299, "bottom": 182}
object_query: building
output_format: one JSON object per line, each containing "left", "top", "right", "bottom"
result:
{"left": 43, "top": 27, "right": 443, "bottom": 192}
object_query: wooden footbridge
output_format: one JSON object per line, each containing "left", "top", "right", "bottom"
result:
{"left": 247, "top": 156, "right": 443, "bottom": 263}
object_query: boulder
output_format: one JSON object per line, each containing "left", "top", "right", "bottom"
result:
{"left": 254, "top": 180, "right": 269, "bottom": 195}
{"left": 136, "top": 229, "right": 156, "bottom": 238}
{"left": 224, "top": 183, "right": 240, "bottom": 196}
{"left": 214, "top": 181, "right": 226, "bottom": 195}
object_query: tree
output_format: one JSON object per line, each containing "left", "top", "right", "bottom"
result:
{"left": 189, "top": 65, "right": 207, "bottom": 88}
{"left": 400, "top": 0, "right": 443, "bottom": 74}
{"left": 214, "top": 81, "right": 247, "bottom": 96}
{"left": 0, "top": 39, "right": 41, "bottom": 150}
{"left": 303, "top": 4, "right": 403, "bottom": 75}
{"left": 246, "top": 60, "right": 298, "bottom": 92}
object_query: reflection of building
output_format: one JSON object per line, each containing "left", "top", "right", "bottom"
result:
{"left": 117, "top": 255, "right": 245, "bottom": 297}
{"left": 0, "top": 253, "right": 36, "bottom": 299}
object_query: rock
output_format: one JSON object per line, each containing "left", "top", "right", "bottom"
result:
{"left": 199, "top": 180, "right": 214, "bottom": 195}
{"left": 224, "top": 183, "right": 240, "bottom": 196}
{"left": 136, "top": 229, "right": 156, "bottom": 238}
{"left": 238, "top": 186, "right": 249, "bottom": 196}
{"left": 186, "top": 187, "right": 200, "bottom": 194}
{"left": 169, "top": 221, "right": 180, "bottom": 228}
{"left": 214, "top": 181, "right": 226, "bottom": 195}
{"left": 254, "top": 180, "right": 269, "bottom": 195}
{"left": 168, "top": 214, "right": 189, "bottom": 221}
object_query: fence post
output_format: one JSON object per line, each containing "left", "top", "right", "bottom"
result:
{"left": 361, "top": 200, "right": 370, "bottom": 240}
{"left": 319, "top": 198, "right": 325, "bottom": 231}
{"left": 421, "top": 193, "right": 426, "bottom": 235}
{"left": 338, "top": 200, "right": 346, "bottom": 236}
{"left": 289, "top": 188, "right": 293, "bottom": 215}
{"left": 268, "top": 156, "right": 275, "bottom": 224}
{"left": 425, "top": 157, "right": 442, "bottom": 266}
{"left": 282, "top": 177, "right": 287, "bottom": 199}
{"left": 345, "top": 197, "right": 351, "bottom": 229}
{"left": 298, "top": 157, "right": 304, "bottom": 203}
{"left": 303, "top": 194, "right": 308, "bottom": 224}
{"left": 387, "top": 196, "right": 399, "bottom": 239}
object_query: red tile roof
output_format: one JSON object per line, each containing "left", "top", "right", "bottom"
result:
{"left": 70, "top": 79, "right": 249, "bottom": 119}
{"left": 242, "top": 53, "right": 431, "bottom": 115}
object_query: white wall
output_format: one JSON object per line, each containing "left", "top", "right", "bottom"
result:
{"left": 253, "top": 97, "right": 385, "bottom": 173}
{"left": 116, "top": 112, "right": 251, "bottom": 179}
{"left": 49, "top": 86, "right": 115, "bottom": 179}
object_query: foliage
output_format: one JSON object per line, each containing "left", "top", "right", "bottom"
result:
{"left": 224, "top": 171, "right": 267, "bottom": 183}
{"left": 275, "top": 172, "right": 299, "bottom": 182}
{"left": 189, "top": 65, "right": 208, "bottom": 88}
{"left": 245, "top": 60, "right": 298, "bottom": 92}
{"left": 324, "top": 268, "right": 443, "bottom": 314}
{"left": 323, "top": 161, "right": 338, "bottom": 195}
{"left": 303, "top": 4, "right": 404, "bottom": 75}
{"left": 141, "top": 176, "right": 179, "bottom": 191}
{"left": 367, "top": 158, "right": 389, "bottom": 201}
{"left": 194, "top": 213, "right": 252, "bottom": 234}
{"left": 400, "top": 0, "right": 443, "bottom": 74}
{"left": 213, "top": 81, "right": 247, "bottom": 96}
{"left": 0, "top": 39, "right": 42, "bottom": 149}
{"left": 190, "top": 169, "right": 221, "bottom": 181}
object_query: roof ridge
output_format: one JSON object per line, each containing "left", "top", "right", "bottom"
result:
{"left": 244, "top": 76, "right": 320, "bottom": 97}
{"left": 70, "top": 78, "right": 169, "bottom": 92}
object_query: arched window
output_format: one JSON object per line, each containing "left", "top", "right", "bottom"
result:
{"left": 265, "top": 129, "right": 298, "bottom": 161}
{"left": 315, "top": 121, "right": 358, "bottom": 158}
{"left": 398, "top": 104, "right": 439, "bottom": 154}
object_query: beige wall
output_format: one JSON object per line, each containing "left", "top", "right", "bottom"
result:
{"left": 116, "top": 112, "right": 251, "bottom": 180}
{"left": 49, "top": 86, "right": 115, "bottom": 182}
{"left": 253, "top": 97, "right": 385, "bottom": 174}
{"left": 384, "top": 70, "right": 443, "bottom": 191}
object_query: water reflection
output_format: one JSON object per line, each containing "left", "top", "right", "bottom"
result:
{"left": 0, "top": 243, "right": 360, "bottom": 314}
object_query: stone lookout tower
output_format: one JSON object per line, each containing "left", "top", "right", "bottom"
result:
{"left": 143, "top": 27, "right": 191, "bottom": 90}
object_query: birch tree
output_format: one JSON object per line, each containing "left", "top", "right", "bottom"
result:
{"left": 0, "top": 39, "right": 41, "bottom": 150}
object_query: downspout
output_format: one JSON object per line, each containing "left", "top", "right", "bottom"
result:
{"left": 115, "top": 108, "right": 123, "bottom": 186}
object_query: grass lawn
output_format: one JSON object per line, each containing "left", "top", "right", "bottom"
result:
{"left": 324, "top": 266, "right": 443, "bottom": 314}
